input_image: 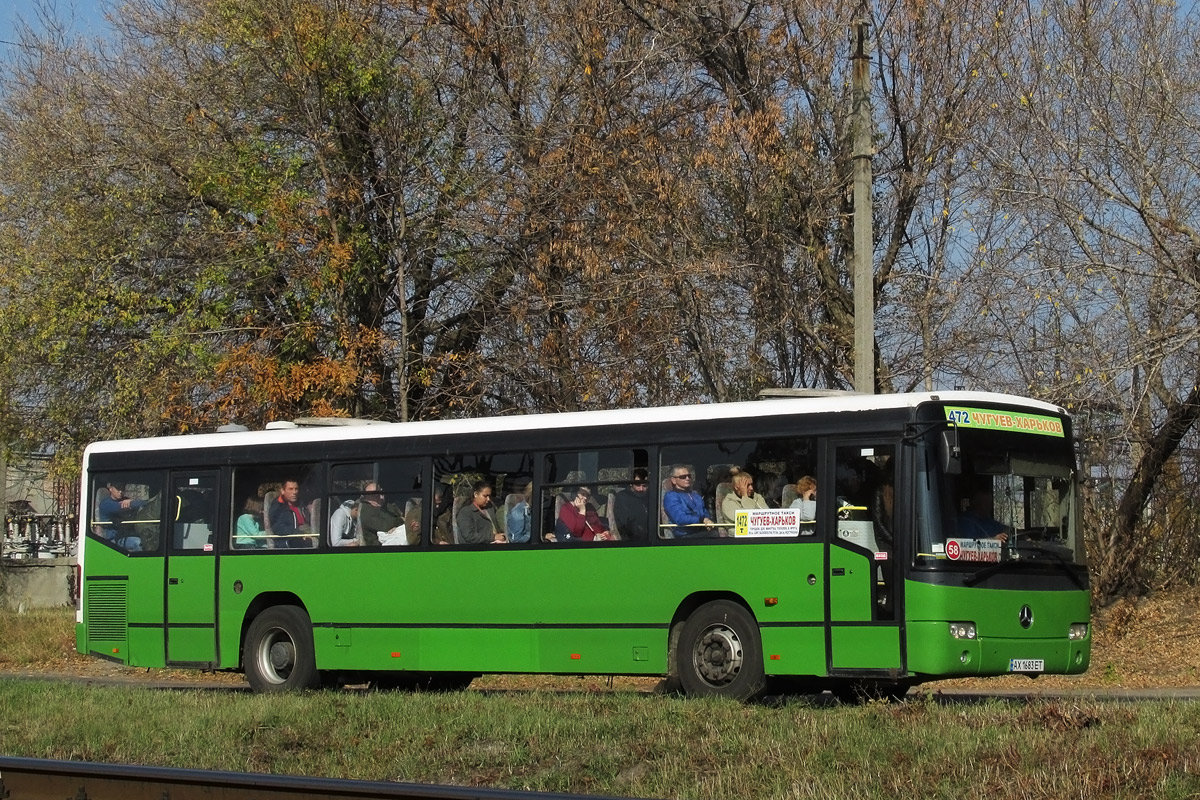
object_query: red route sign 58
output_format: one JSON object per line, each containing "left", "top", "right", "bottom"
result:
{"left": 946, "top": 540, "right": 961, "bottom": 560}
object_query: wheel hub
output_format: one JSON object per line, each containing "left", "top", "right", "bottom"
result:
{"left": 269, "top": 640, "right": 295, "bottom": 671}
{"left": 693, "top": 624, "right": 744, "bottom": 686}
{"left": 260, "top": 630, "right": 296, "bottom": 682}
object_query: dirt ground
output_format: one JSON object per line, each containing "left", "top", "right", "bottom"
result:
{"left": 8, "top": 587, "right": 1199, "bottom": 692}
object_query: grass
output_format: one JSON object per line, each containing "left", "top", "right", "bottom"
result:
{"left": 2, "top": 608, "right": 1200, "bottom": 798}
{"left": 0, "top": 607, "right": 78, "bottom": 667}
{"left": 0, "top": 681, "right": 1198, "bottom": 798}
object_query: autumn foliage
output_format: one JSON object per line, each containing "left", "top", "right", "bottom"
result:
{"left": 2, "top": 0, "right": 1200, "bottom": 598}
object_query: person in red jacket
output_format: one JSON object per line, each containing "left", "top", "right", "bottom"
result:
{"left": 556, "top": 486, "right": 615, "bottom": 541}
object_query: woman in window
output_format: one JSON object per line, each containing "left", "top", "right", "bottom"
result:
{"left": 557, "top": 486, "right": 614, "bottom": 541}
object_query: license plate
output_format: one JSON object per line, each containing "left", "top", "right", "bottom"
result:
{"left": 1009, "top": 658, "right": 1044, "bottom": 672}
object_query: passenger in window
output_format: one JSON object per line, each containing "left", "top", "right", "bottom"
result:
{"left": 269, "top": 480, "right": 314, "bottom": 548}
{"left": 235, "top": 497, "right": 268, "bottom": 548}
{"left": 613, "top": 468, "right": 651, "bottom": 540}
{"left": 719, "top": 468, "right": 769, "bottom": 530}
{"left": 663, "top": 466, "right": 716, "bottom": 538}
{"left": 506, "top": 481, "right": 532, "bottom": 544}
{"left": 360, "top": 482, "right": 411, "bottom": 546}
{"left": 458, "top": 480, "right": 505, "bottom": 544}
{"left": 329, "top": 499, "right": 361, "bottom": 547}
{"left": 789, "top": 475, "right": 818, "bottom": 522}
{"left": 97, "top": 481, "right": 147, "bottom": 551}
{"left": 557, "top": 486, "right": 615, "bottom": 541}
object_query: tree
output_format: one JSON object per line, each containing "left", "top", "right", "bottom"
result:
{"left": 981, "top": 0, "right": 1200, "bottom": 599}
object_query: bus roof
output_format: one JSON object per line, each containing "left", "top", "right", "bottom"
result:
{"left": 79, "top": 391, "right": 1065, "bottom": 460}
{"left": 83, "top": 391, "right": 1066, "bottom": 458}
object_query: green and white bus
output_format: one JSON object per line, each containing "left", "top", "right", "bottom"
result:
{"left": 75, "top": 391, "right": 1090, "bottom": 699}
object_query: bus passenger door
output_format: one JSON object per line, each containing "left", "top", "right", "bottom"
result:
{"left": 826, "top": 441, "right": 902, "bottom": 672}
{"left": 165, "top": 471, "right": 220, "bottom": 667}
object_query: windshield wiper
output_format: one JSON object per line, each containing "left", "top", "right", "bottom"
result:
{"left": 961, "top": 554, "right": 1020, "bottom": 587}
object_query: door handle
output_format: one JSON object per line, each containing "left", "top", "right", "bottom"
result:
{"left": 168, "top": 578, "right": 180, "bottom": 585}
{"left": 831, "top": 568, "right": 846, "bottom": 576}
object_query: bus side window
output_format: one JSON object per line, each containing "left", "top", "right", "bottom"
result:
{"left": 91, "top": 471, "right": 163, "bottom": 554}
{"left": 232, "top": 464, "right": 320, "bottom": 549}
{"left": 436, "top": 452, "right": 533, "bottom": 546}
{"left": 660, "top": 437, "right": 820, "bottom": 542}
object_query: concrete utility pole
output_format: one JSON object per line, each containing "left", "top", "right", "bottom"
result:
{"left": 850, "top": 18, "right": 875, "bottom": 394}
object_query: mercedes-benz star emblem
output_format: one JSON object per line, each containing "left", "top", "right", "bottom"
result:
{"left": 1019, "top": 605, "right": 1034, "bottom": 629}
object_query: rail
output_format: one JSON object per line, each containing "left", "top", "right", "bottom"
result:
{"left": 0, "top": 756, "right": 644, "bottom": 800}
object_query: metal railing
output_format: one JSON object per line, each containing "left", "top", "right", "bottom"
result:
{"left": 0, "top": 756, "right": 645, "bottom": 800}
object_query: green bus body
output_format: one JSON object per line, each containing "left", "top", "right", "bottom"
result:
{"left": 76, "top": 392, "right": 1091, "bottom": 698}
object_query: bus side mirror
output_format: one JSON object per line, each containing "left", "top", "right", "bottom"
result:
{"left": 940, "top": 428, "right": 962, "bottom": 474}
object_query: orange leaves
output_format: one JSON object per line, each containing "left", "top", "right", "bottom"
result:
{"left": 202, "top": 336, "right": 368, "bottom": 426}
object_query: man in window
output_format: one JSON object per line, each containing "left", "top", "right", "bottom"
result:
{"left": 269, "top": 479, "right": 313, "bottom": 548}
{"left": 614, "top": 468, "right": 651, "bottom": 540}
{"left": 662, "top": 465, "right": 716, "bottom": 538}
{"left": 359, "top": 482, "right": 411, "bottom": 546}
{"left": 97, "top": 481, "right": 146, "bottom": 551}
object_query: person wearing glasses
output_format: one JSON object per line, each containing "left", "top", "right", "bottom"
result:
{"left": 458, "top": 480, "right": 506, "bottom": 544}
{"left": 613, "top": 468, "right": 651, "bottom": 540}
{"left": 663, "top": 465, "right": 716, "bottom": 538}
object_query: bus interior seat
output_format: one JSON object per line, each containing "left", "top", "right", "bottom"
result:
{"left": 604, "top": 490, "right": 619, "bottom": 538}
{"left": 781, "top": 485, "right": 798, "bottom": 508}
{"left": 714, "top": 482, "right": 733, "bottom": 520}
{"left": 552, "top": 490, "right": 569, "bottom": 535}
{"left": 658, "top": 477, "right": 674, "bottom": 538}
{"left": 451, "top": 494, "right": 466, "bottom": 544}
{"left": 90, "top": 490, "right": 106, "bottom": 538}
{"left": 262, "top": 490, "right": 278, "bottom": 535}
{"left": 305, "top": 498, "right": 320, "bottom": 547}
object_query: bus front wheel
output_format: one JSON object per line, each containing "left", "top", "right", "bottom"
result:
{"left": 244, "top": 606, "right": 319, "bottom": 693}
{"left": 676, "top": 600, "right": 765, "bottom": 701}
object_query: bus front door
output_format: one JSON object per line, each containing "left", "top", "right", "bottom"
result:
{"left": 826, "top": 441, "right": 902, "bottom": 673}
{"left": 164, "top": 471, "right": 220, "bottom": 667}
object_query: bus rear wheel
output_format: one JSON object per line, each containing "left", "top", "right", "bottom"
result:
{"left": 676, "top": 600, "right": 765, "bottom": 701}
{"left": 245, "top": 606, "right": 319, "bottom": 693}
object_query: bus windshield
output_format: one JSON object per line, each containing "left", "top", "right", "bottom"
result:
{"left": 915, "top": 412, "right": 1083, "bottom": 570}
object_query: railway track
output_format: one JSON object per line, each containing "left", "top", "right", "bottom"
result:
{"left": 0, "top": 756, "right": 642, "bottom": 800}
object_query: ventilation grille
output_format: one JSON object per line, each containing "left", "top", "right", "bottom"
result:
{"left": 85, "top": 583, "right": 128, "bottom": 641}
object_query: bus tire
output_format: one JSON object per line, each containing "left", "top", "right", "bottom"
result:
{"left": 244, "top": 606, "right": 319, "bottom": 693}
{"left": 675, "top": 600, "right": 764, "bottom": 701}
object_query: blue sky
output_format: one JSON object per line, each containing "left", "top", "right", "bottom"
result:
{"left": 1, "top": 0, "right": 111, "bottom": 53}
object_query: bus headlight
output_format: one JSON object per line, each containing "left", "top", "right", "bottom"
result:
{"left": 1068, "top": 623, "right": 1088, "bottom": 640}
{"left": 949, "top": 622, "right": 977, "bottom": 640}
